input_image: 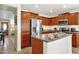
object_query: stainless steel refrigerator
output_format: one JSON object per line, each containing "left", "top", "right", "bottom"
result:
{"left": 31, "top": 18, "right": 42, "bottom": 37}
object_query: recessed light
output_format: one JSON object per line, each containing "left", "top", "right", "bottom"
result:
{"left": 63, "top": 5, "right": 67, "bottom": 8}
{"left": 50, "top": 10, "right": 53, "bottom": 13}
{"left": 34, "top": 5, "right": 39, "bottom": 8}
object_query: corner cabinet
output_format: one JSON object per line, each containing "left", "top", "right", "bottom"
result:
{"left": 50, "top": 17, "right": 62, "bottom": 25}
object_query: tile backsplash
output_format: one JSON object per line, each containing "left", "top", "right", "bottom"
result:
{"left": 42, "top": 25, "right": 79, "bottom": 31}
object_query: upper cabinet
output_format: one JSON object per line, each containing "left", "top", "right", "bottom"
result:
{"left": 73, "top": 12, "right": 79, "bottom": 25}
{"left": 68, "top": 13, "right": 77, "bottom": 25}
{"left": 47, "top": 12, "right": 79, "bottom": 25}
{"left": 21, "top": 11, "right": 31, "bottom": 48}
{"left": 42, "top": 19, "right": 52, "bottom": 26}
{"left": 49, "top": 17, "right": 62, "bottom": 25}
{"left": 21, "top": 12, "right": 31, "bottom": 32}
{"left": 38, "top": 16, "right": 52, "bottom": 26}
{"left": 30, "top": 12, "right": 39, "bottom": 19}
{"left": 21, "top": 11, "right": 79, "bottom": 27}
{"left": 58, "top": 12, "right": 79, "bottom": 25}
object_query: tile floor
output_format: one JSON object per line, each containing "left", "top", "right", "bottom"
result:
{"left": 0, "top": 36, "right": 16, "bottom": 54}
{"left": 0, "top": 36, "right": 32, "bottom": 54}
{"left": 13, "top": 47, "right": 32, "bottom": 54}
{"left": 72, "top": 47, "right": 79, "bottom": 54}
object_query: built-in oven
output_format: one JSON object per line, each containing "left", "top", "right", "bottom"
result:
{"left": 58, "top": 19, "right": 68, "bottom": 25}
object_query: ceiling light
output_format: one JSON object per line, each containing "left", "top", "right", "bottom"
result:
{"left": 50, "top": 10, "right": 53, "bottom": 13}
{"left": 34, "top": 5, "right": 39, "bottom": 8}
{"left": 63, "top": 5, "right": 67, "bottom": 8}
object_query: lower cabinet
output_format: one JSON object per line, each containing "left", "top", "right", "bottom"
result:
{"left": 72, "top": 33, "right": 78, "bottom": 48}
{"left": 21, "top": 33, "right": 31, "bottom": 48}
{"left": 32, "top": 37, "right": 43, "bottom": 54}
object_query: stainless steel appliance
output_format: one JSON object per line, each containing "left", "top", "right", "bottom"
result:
{"left": 31, "top": 18, "right": 42, "bottom": 37}
{"left": 58, "top": 19, "right": 68, "bottom": 25}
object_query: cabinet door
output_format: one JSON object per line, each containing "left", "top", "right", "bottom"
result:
{"left": 32, "top": 37, "right": 43, "bottom": 54}
{"left": 72, "top": 33, "right": 77, "bottom": 47}
{"left": 21, "top": 33, "right": 31, "bottom": 48}
{"left": 42, "top": 19, "right": 52, "bottom": 26}
{"left": 68, "top": 14, "right": 77, "bottom": 25}
{"left": 59, "top": 13, "right": 78, "bottom": 25}
{"left": 50, "top": 17, "right": 62, "bottom": 25}
{"left": 42, "top": 19, "right": 46, "bottom": 25}
{"left": 74, "top": 13, "right": 79, "bottom": 25}
{"left": 21, "top": 12, "right": 31, "bottom": 32}
{"left": 51, "top": 19, "right": 58, "bottom": 25}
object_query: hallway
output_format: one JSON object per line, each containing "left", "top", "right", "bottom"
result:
{"left": 0, "top": 36, "right": 16, "bottom": 54}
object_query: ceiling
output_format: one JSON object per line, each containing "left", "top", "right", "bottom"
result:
{"left": 21, "top": 4, "right": 79, "bottom": 17}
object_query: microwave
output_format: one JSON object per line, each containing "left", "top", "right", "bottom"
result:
{"left": 58, "top": 19, "right": 68, "bottom": 25}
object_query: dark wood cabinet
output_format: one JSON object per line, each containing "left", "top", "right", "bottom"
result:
{"left": 21, "top": 11, "right": 43, "bottom": 48}
{"left": 21, "top": 33, "right": 31, "bottom": 48}
{"left": 73, "top": 12, "right": 79, "bottom": 25}
{"left": 58, "top": 12, "right": 78, "bottom": 25}
{"left": 32, "top": 37, "right": 43, "bottom": 54}
{"left": 48, "top": 17, "right": 62, "bottom": 25}
{"left": 72, "top": 33, "right": 78, "bottom": 48}
{"left": 21, "top": 11, "right": 31, "bottom": 48}
{"left": 42, "top": 19, "right": 52, "bottom": 26}
{"left": 51, "top": 17, "right": 61, "bottom": 25}
{"left": 42, "top": 19, "right": 48, "bottom": 25}
{"left": 67, "top": 14, "right": 77, "bottom": 25}
{"left": 51, "top": 19, "right": 57, "bottom": 25}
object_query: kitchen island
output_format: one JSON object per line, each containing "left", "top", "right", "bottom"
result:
{"left": 32, "top": 33, "right": 72, "bottom": 54}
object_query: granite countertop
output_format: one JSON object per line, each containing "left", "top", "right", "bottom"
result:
{"left": 65, "top": 31, "right": 79, "bottom": 34}
{"left": 42, "top": 30, "right": 59, "bottom": 33}
{"left": 42, "top": 30, "right": 79, "bottom": 34}
{"left": 32, "top": 33, "right": 72, "bottom": 42}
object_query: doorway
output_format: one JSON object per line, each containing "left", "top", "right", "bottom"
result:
{"left": 1, "top": 22, "right": 9, "bottom": 36}
{"left": 0, "top": 20, "right": 16, "bottom": 53}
